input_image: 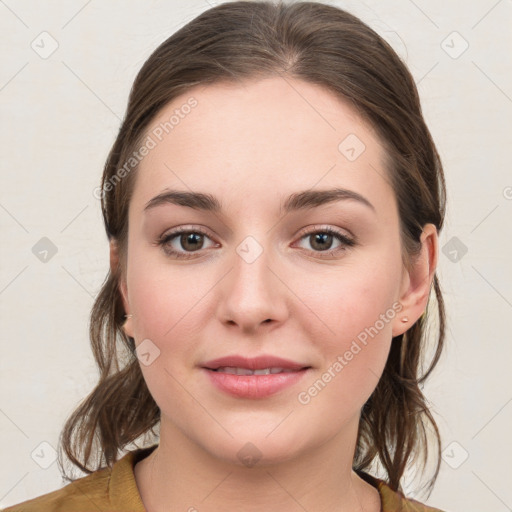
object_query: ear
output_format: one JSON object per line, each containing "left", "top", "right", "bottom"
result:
{"left": 110, "top": 239, "right": 134, "bottom": 338}
{"left": 392, "top": 223, "right": 438, "bottom": 337}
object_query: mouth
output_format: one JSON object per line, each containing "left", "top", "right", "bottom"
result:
{"left": 201, "top": 354, "right": 310, "bottom": 372}
{"left": 200, "top": 355, "right": 312, "bottom": 398}
{"left": 206, "top": 366, "right": 309, "bottom": 375}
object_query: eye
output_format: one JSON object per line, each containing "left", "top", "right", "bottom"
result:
{"left": 156, "top": 226, "right": 218, "bottom": 259}
{"left": 294, "top": 226, "right": 356, "bottom": 259}
{"left": 156, "top": 225, "right": 356, "bottom": 260}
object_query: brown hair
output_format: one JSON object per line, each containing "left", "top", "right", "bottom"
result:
{"left": 58, "top": 0, "right": 447, "bottom": 499}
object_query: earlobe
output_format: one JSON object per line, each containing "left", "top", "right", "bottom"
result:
{"left": 392, "top": 224, "right": 438, "bottom": 337}
{"left": 110, "top": 239, "right": 134, "bottom": 338}
{"left": 122, "top": 314, "right": 134, "bottom": 339}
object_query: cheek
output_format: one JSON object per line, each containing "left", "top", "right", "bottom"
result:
{"left": 125, "top": 253, "right": 219, "bottom": 400}
{"left": 126, "top": 237, "right": 211, "bottom": 341}
{"left": 129, "top": 278, "right": 211, "bottom": 378}
{"left": 293, "top": 253, "right": 400, "bottom": 391}
{"left": 125, "top": 265, "right": 208, "bottom": 415}
{"left": 300, "top": 256, "right": 399, "bottom": 335}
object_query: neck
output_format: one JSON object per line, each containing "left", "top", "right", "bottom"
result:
{"left": 134, "top": 416, "right": 380, "bottom": 512}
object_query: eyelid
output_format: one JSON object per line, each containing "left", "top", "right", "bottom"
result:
{"left": 159, "top": 224, "right": 213, "bottom": 240}
{"left": 294, "top": 224, "right": 354, "bottom": 242}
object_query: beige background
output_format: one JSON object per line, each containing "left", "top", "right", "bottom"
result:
{"left": 1, "top": 1, "right": 511, "bottom": 510}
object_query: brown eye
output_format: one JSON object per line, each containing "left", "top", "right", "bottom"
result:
{"left": 178, "top": 232, "right": 205, "bottom": 252}
{"left": 157, "top": 227, "right": 216, "bottom": 259}
{"left": 309, "top": 232, "right": 335, "bottom": 251}
{"left": 295, "top": 227, "right": 356, "bottom": 259}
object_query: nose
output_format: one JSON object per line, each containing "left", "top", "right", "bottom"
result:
{"left": 216, "top": 239, "right": 289, "bottom": 335}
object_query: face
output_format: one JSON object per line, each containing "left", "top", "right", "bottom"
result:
{"left": 116, "top": 77, "right": 434, "bottom": 467}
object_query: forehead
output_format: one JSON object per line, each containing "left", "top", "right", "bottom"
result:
{"left": 131, "top": 77, "right": 395, "bottom": 221}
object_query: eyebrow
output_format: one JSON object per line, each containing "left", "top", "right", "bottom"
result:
{"left": 143, "top": 187, "right": 376, "bottom": 214}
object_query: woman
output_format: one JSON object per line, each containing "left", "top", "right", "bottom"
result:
{"left": 3, "top": 1, "right": 448, "bottom": 511}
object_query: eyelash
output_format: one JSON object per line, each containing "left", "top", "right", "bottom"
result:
{"left": 156, "top": 225, "right": 356, "bottom": 260}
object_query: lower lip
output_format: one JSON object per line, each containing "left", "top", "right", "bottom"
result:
{"left": 202, "top": 368, "right": 309, "bottom": 399}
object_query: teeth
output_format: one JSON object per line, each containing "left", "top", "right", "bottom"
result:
{"left": 215, "top": 366, "right": 295, "bottom": 375}
{"left": 253, "top": 368, "right": 271, "bottom": 375}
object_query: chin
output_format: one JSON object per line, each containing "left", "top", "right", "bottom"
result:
{"left": 200, "top": 430, "right": 308, "bottom": 469}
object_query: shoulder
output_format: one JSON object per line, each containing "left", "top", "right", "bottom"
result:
{"left": 1, "top": 446, "right": 156, "bottom": 512}
{"left": 356, "top": 470, "right": 447, "bottom": 512}
{"left": 382, "top": 490, "right": 447, "bottom": 512}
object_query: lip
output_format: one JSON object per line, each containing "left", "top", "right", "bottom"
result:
{"left": 200, "top": 354, "right": 311, "bottom": 399}
{"left": 201, "top": 354, "right": 309, "bottom": 371}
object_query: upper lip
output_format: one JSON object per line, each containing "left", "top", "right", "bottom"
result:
{"left": 201, "top": 355, "right": 310, "bottom": 371}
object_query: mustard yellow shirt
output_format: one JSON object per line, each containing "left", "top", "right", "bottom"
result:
{"left": 1, "top": 444, "right": 446, "bottom": 511}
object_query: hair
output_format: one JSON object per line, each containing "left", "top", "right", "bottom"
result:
{"left": 57, "top": 0, "right": 447, "bottom": 499}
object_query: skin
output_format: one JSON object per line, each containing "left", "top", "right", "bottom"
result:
{"left": 110, "top": 76, "right": 438, "bottom": 512}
